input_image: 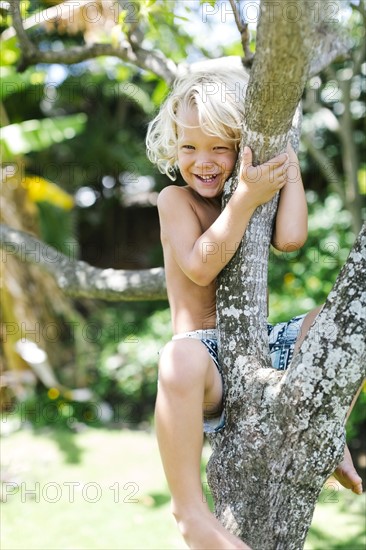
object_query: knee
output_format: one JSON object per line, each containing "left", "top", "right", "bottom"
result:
{"left": 158, "top": 339, "right": 208, "bottom": 392}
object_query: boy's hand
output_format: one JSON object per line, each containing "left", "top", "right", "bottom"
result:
{"left": 238, "top": 146, "right": 289, "bottom": 208}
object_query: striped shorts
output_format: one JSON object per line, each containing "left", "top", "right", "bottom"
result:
{"left": 171, "top": 314, "right": 306, "bottom": 433}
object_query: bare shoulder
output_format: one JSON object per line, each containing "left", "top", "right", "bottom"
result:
{"left": 157, "top": 186, "right": 200, "bottom": 221}
{"left": 157, "top": 185, "right": 220, "bottom": 235}
{"left": 157, "top": 185, "right": 192, "bottom": 210}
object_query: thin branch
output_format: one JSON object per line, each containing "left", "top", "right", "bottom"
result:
{"left": 309, "top": 25, "right": 350, "bottom": 76}
{"left": 3, "top": 0, "right": 90, "bottom": 40}
{"left": 7, "top": 0, "right": 177, "bottom": 83}
{"left": 302, "top": 134, "right": 346, "bottom": 203}
{"left": 228, "top": 0, "right": 245, "bottom": 33}
{"left": 0, "top": 224, "right": 167, "bottom": 301}
{"left": 228, "top": 0, "right": 253, "bottom": 66}
{"left": 352, "top": 1, "right": 366, "bottom": 75}
{"left": 8, "top": 0, "right": 37, "bottom": 56}
{"left": 353, "top": 0, "right": 366, "bottom": 18}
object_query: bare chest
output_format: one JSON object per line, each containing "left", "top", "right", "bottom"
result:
{"left": 191, "top": 197, "right": 221, "bottom": 233}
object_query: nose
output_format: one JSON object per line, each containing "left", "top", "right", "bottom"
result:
{"left": 194, "top": 159, "right": 216, "bottom": 174}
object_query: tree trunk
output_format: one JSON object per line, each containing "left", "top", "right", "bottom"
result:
{"left": 207, "top": 2, "right": 366, "bottom": 548}
{"left": 207, "top": 223, "right": 366, "bottom": 549}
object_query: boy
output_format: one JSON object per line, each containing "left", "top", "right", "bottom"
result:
{"left": 146, "top": 69, "right": 362, "bottom": 549}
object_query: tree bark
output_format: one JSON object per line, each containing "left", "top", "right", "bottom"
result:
{"left": 216, "top": 0, "right": 315, "bottom": 387}
{"left": 207, "top": 223, "right": 366, "bottom": 549}
{"left": 0, "top": 224, "right": 167, "bottom": 301}
{"left": 206, "top": 1, "right": 365, "bottom": 548}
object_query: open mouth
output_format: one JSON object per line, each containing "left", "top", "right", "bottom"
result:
{"left": 195, "top": 174, "right": 219, "bottom": 184}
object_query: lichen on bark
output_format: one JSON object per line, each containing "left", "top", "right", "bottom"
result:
{"left": 207, "top": 2, "right": 365, "bottom": 548}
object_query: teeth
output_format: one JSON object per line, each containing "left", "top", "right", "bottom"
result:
{"left": 199, "top": 175, "right": 216, "bottom": 180}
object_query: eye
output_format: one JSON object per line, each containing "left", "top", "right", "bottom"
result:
{"left": 214, "top": 146, "right": 229, "bottom": 151}
{"left": 181, "top": 144, "right": 195, "bottom": 150}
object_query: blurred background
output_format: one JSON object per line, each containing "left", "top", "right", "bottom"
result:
{"left": 1, "top": 1, "right": 365, "bottom": 548}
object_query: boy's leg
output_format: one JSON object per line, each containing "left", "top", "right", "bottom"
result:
{"left": 293, "top": 307, "right": 363, "bottom": 495}
{"left": 155, "top": 338, "right": 250, "bottom": 549}
{"left": 292, "top": 306, "right": 322, "bottom": 355}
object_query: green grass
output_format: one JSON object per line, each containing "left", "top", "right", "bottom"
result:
{"left": 1, "top": 427, "right": 365, "bottom": 550}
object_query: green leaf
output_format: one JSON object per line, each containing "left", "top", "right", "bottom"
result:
{"left": 0, "top": 37, "right": 20, "bottom": 67}
{"left": 0, "top": 66, "right": 45, "bottom": 101}
{"left": 0, "top": 114, "right": 87, "bottom": 159}
{"left": 104, "top": 81, "right": 154, "bottom": 114}
{"left": 151, "top": 79, "right": 169, "bottom": 105}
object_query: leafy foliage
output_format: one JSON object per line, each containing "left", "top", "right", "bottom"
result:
{"left": 16, "top": 304, "right": 170, "bottom": 429}
{"left": 1, "top": 114, "right": 87, "bottom": 158}
{"left": 268, "top": 191, "right": 356, "bottom": 322}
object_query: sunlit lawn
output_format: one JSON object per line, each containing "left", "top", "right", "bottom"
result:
{"left": 1, "top": 427, "right": 365, "bottom": 549}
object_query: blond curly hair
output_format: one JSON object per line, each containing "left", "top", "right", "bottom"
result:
{"left": 146, "top": 68, "right": 249, "bottom": 180}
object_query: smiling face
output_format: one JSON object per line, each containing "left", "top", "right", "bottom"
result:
{"left": 176, "top": 105, "right": 238, "bottom": 198}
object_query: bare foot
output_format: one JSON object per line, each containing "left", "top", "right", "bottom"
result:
{"left": 333, "top": 445, "right": 363, "bottom": 495}
{"left": 176, "top": 510, "right": 251, "bottom": 549}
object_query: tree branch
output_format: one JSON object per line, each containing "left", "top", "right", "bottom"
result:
{"left": 323, "top": 59, "right": 363, "bottom": 233}
{"left": 6, "top": 0, "right": 350, "bottom": 82}
{"left": 307, "top": 1, "right": 352, "bottom": 77}
{"left": 8, "top": 0, "right": 38, "bottom": 57}
{"left": 280, "top": 222, "right": 366, "bottom": 413}
{"left": 7, "top": 0, "right": 177, "bottom": 82}
{"left": 309, "top": 24, "right": 350, "bottom": 77}
{"left": 3, "top": 0, "right": 90, "bottom": 39}
{"left": 302, "top": 133, "right": 346, "bottom": 202}
{"left": 352, "top": 1, "right": 366, "bottom": 77}
{"left": 228, "top": 0, "right": 253, "bottom": 66}
{"left": 0, "top": 224, "right": 167, "bottom": 301}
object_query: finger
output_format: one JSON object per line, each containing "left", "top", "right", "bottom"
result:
{"left": 270, "top": 168, "right": 285, "bottom": 186}
{"left": 273, "top": 171, "right": 286, "bottom": 189}
{"left": 241, "top": 145, "right": 253, "bottom": 169}
{"left": 266, "top": 152, "right": 288, "bottom": 168}
{"left": 278, "top": 176, "right": 287, "bottom": 190}
{"left": 275, "top": 158, "right": 289, "bottom": 177}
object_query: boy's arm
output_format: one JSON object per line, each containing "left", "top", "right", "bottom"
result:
{"left": 272, "top": 144, "right": 308, "bottom": 252}
{"left": 158, "top": 184, "right": 256, "bottom": 287}
{"left": 158, "top": 148, "right": 288, "bottom": 287}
